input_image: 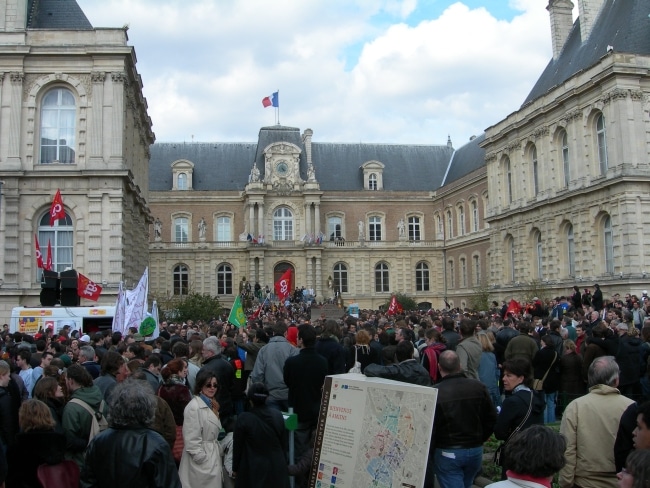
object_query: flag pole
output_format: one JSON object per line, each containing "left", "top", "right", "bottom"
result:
{"left": 276, "top": 89, "right": 280, "bottom": 125}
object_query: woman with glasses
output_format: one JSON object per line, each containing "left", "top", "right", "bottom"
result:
{"left": 179, "top": 369, "right": 224, "bottom": 488}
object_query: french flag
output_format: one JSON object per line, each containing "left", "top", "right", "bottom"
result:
{"left": 262, "top": 91, "right": 279, "bottom": 108}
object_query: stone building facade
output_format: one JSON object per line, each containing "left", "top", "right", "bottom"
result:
{"left": 0, "top": 0, "right": 154, "bottom": 316}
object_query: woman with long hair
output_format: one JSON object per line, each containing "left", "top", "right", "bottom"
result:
{"left": 158, "top": 358, "right": 192, "bottom": 464}
{"left": 477, "top": 331, "right": 501, "bottom": 408}
{"left": 617, "top": 449, "right": 650, "bottom": 488}
{"left": 347, "top": 329, "right": 380, "bottom": 373}
{"left": 33, "top": 376, "right": 66, "bottom": 430}
{"left": 179, "top": 370, "right": 223, "bottom": 488}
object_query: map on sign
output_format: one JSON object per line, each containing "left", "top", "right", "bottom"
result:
{"left": 310, "top": 374, "right": 437, "bottom": 488}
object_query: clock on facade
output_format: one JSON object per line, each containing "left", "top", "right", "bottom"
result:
{"left": 275, "top": 161, "right": 289, "bottom": 176}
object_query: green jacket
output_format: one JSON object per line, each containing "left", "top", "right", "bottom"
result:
{"left": 62, "top": 385, "right": 103, "bottom": 467}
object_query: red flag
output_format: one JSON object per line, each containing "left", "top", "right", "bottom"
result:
{"left": 249, "top": 302, "right": 263, "bottom": 320}
{"left": 77, "top": 273, "right": 102, "bottom": 301}
{"left": 34, "top": 234, "right": 44, "bottom": 269}
{"left": 387, "top": 295, "right": 403, "bottom": 316}
{"left": 45, "top": 240, "right": 53, "bottom": 271}
{"left": 274, "top": 269, "right": 292, "bottom": 302}
{"left": 505, "top": 299, "right": 521, "bottom": 318}
{"left": 49, "top": 189, "right": 65, "bottom": 226}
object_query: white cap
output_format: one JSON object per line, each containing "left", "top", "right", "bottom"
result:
{"left": 80, "top": 334, "right": 91, "bottom": 343}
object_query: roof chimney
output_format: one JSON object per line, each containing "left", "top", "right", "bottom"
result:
{"left": 577, "top": 0, "right": 605, "bottom": 43}
{"left": 547, "top": 0, "right": 574, "bottom": 60}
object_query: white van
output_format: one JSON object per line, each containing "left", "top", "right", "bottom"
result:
{"left": 9, "top": 306, "right": 115, "bottom": 336}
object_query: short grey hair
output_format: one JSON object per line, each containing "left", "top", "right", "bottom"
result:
{"left": 108, "top": 379, "right": 156, "bottom": 427}
{"left": 79, "top": 345, "right": 95, "bottom": 362}
{"left": 587, "top": 355, "right": 619, "bottom": 388}
{"left": 203, "top": 336, "right": 222, "bottom": 356}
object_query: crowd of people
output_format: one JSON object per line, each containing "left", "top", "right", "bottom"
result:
{"left": 0, "top": 285, "right": 648, "bottom": 487}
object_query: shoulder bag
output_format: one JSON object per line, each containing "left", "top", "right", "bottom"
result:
{"left": 493, "top": 390, "right": 534, "bottom": 466}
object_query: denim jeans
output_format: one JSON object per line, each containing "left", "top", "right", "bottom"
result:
{"left": 434, "top": 446, "right": 483, "bottom": 488}
{"left": 544, "top": 391, "right": 557, "bottom": 423}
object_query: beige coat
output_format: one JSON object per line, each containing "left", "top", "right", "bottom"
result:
{"left": 559, "top": 384, "right": 634, "bottom": 488}
{"left": 179, "top": 396, "right": 223, "bottom": 488}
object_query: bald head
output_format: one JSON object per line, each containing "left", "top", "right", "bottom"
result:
{"left": 438, "top": 350, "right": 461, "bottom": 376}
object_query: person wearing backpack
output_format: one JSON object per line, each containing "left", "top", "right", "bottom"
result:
{"left": 62, "top": 364, "right": 105, "bottom": 468}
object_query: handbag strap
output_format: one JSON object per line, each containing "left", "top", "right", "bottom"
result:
{"left": 504, "top": 390, "right": 534, "bottom": 444}
{"left": 539, "top": 352, "right": 558, "bottom": 384}
{"left": 354, "top": 346, "right": 358, "bottom": 363}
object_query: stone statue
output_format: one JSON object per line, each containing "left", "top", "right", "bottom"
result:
{"left": 307, "top": 164, "right": 316, "bottom": 182}
{"left": 198, "top": 217, "right": 206, "bottom": 240}
{"left": 154, "top": 218, "right": 162, "bottom": 241}
{"left": 358, "top": 220, "right": 365, "bottom": 240}
{"left": 249, "top": 163, "right": 260, "bottom": 183}
{"left": 398, "top": 218, "right": 405, "bottom": 237}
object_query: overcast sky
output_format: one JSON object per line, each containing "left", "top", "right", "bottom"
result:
{"left": 76, "top": 0, "right": 578, "bottom": 148}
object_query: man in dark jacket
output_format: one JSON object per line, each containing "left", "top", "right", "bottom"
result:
{"left": 81, "top": 379, "right": 181, "bottom": 488}
{"left": 592, "top": 283, "right": 604, "bottom": 311}
{"left": 200, "top": 336, "right": 235, "bottom": 420}
{"left": 364, "top": 341, "right": 431, "bottom": 386}
{"left": 615, "top": 323, "right": 643, "bottom": 397}
{"left": 433, "top": 351, "right": 497, "bottom": 488}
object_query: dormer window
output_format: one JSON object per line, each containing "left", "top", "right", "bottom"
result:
{"left": 361, "top": 160, "right": 384, "bottom": 190}
{"left": 171, "top": 160, "right": 194, "bottom": 190}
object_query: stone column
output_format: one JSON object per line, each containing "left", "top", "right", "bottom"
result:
{"left": 110, "top": 72, "right": 126, "bottom": 158}
{"left": 314, "top": 204, "right": 321, "bottom": 235}
{"left": 89, "top": 72, "right": 105, "bottom": 163}
{"left": 305, "top": 203, "right": 312, "bottom": 237}
{"left": 7, "top": 72, "right": 23, "bottom": 168}
{"left": 258, "top": 203, "right": 264, "bottom": 240}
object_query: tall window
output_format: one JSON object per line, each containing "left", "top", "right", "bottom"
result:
{"left": 471, "top": 200, "right": 479, "bottom": 232}
{"left": 447, "top": 260, "right": 455, "bottom": 288}
{"left": 604, "top": 216, "right": 614, "bottom": 274}
{"left": 174, "top": 217, "right": 189, "bottom": 243}
{"left": 408, "top": 216, "right": 421, "bottom": 241}
{"left": 458, "top": 206, "right": 466, "bottom": 236}
{"left": 40, "top": 88, "right": 76, "bottom": 164}
{"left": 328, "top": 216, "right": 343, "bottom": 241}
{"left": 415, "top": 262, "right": 430, "bottom": 291}
{"left": 532, "top": 146, "right": 539, "bottom": 196}
{"left": 446, "top": 210, "right": 453, "bottom": 239}
{"left": 473, "top": 255, "right": 480, "bottom": 286}
{"left": 536, "top": 232, "right": 543, "bottom": 280}
{"left": 506, "top": 157, "right": 513, "bottom": 204}
{"left": 562, "top": 131, "right": 570, "bottom": 188}
{"left": 216, "top": 216, "right": 231, "bottom": 241}
{"left": 216, "top": 264, "right": 233, "bottom": 295}
{"left": 567, "top": 224, "right": 575, "bottom": 277}
{"left": 177, "top": 173, "right": 187, "bottom": 190}
{"left": 369, "top": 173, "right": 378, "bottom": 190}
{"left": 173, "top": 264, "right": 189, "bottom": 295}
{"left": 369, "top": 216, "right": 382, "bottom": 241}
{"left": 375, "top": 262, "right": 389, "bottom": 292}
{"left": 273, "top": 207, "right": 293, "bottom": 241}
{"left": 460, "top": 258, "right": 467, "bottom": 287}
{"left": 508, "top": 236, "right": 515, "bottom": 282}
{"left": 597, "top": 114, "right": 608, "bottom": 175}
{"left": 38, "top": 212, "right": 73, "bottom": 274}
{"left": 333, "top": 263, "right": 348, "bottom": 293}
{"left": 436, "top": 214, "right": 443, "bottom": 239}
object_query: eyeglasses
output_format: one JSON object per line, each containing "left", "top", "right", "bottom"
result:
{"left": 205, "top": 382, "right": 218, "bottom": 388}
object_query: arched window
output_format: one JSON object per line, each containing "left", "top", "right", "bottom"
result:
{"left": 40, "top": 88, "right": 76, "bottom": 164}
{"left": 328, "top": 216, "right": 343, "bottom": 241}
{"left": 597, "top": 113, "right": 608, "bottom": 175}
{"left": 436, "top": 214, "right": 443, "bottom": 240}
{"left": 604, "top": 216, "right": 614, "bottom": 274}
{"left": 408, "top": 216, "right": 421, "bottom": 241}
{"left": 216, "top": 216, "right": 231, "bottom": 242}
{"left": 369, "top": 173, "right": 378, "bottom": 191}
{"left": 177, "top": 173, "right": 187, "bottom": 190}
{"left": 473, "top": 255, "right": 480, "bottom": 286}
{"left": 446, "top": 210, "right": 453, "bottom": 239}
{"left": 531, "top": 146, "right": 539, "bottom": 196}
{"left": 273, "top": 207, "right": 293, "bottom": 241}
{"left": 506, "top": 235, "right": 515, "bottom": 282}
{"left": 535, "top": 231, "right": 543, "bottom": 280}
{"left": 471, "top": 200, "right": 479, "bottom": 232}
{"left": 460, "top": 257, "right": 467, "bottom": 287}
{"left": 447, "top": 260, "right": 455, "bottom": 289}
{"left": 505, "top": 157, "right": 513, "bottom": 204}
{"left": 174, "top": 217, "right": 189, "bottom": 243}
{"left": 374, "top": 262, "right": 389, "bottom": 292}
{"left": 333, "top": 263, "right": 348, "bottom": 293}
{"left": 567, "top": 224, "right": 575, "bottom": 277}
{"left": 561, "top": 131, "right": 570, "bottom": 188}
{"left": 415, "top": 262, "right": 429, "bottom": 291}
{"left": 369, "top": 216, "right": 382, "bottom": 241}
{"left": 216, "top": 264, "right": 233, "bottom": 295}
{"left": 38, "top": 212, "right": 73, "bottom": 275}
{"left": 173, "top": 264, "right": 189, "bottom": 295}
{"left": 458, "top": 206, "right": 466, "bottom": 236}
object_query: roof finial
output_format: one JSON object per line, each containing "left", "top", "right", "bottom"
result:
{"left": 447, "top": 135, "right": 453, "bottom": 149}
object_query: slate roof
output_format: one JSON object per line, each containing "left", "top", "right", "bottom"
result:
{"left": 27, "top": 0, "right": 93, "bottom": 30}
{"left": 441, "top": 133, "right": 486, "bottom": 187}
{"left": 149, "top": 126, "right": 457, "bottom": 192}
{"left": 523, "top": 0, "right": 650, "bottom": 106}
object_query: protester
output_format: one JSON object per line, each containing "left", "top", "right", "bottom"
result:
{"left": 617, "top": 449, "right": 650, "bottom": 488}
{"left": 33, "top": 376, "right": 65, "bottom": 430}
{"left": 158, "top": 358, "right": 192, "bottom": 464}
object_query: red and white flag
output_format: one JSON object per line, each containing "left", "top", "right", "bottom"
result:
{"left": 77, "top": 273, "right": 102, "bottom": 301}
{"left": 49, "top": 189, "right": 66, "bottom": 226}
{"left": 387, "top": 295, "right": 403, "bottom": 316}
{"left": 34, "top": 234, "right": 44, "bottom": 269}
{"left": 274, "top": 268, "right": 292, "bottom": 302}
{"left": 45, "top": 240, "right": 53, "bottom": 271}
